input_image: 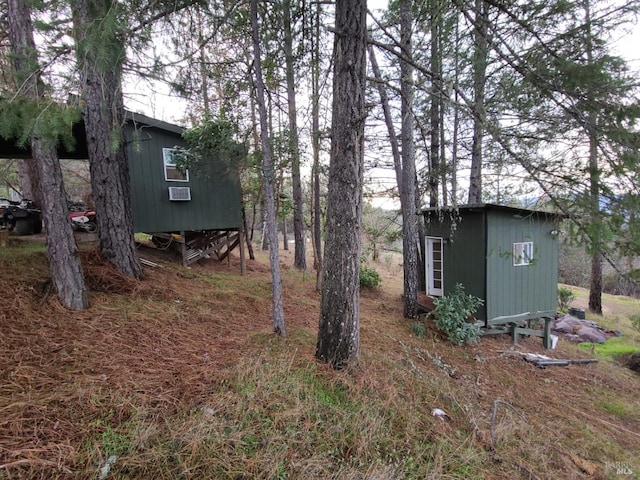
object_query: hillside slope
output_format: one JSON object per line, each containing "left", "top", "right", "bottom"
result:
{"left": 1, "top": 242, "right": 638, "bottom": 479}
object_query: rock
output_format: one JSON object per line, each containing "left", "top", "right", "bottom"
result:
{"left": 553, "top": 315, "right": 583, "bottom": 334}
{"left": 627, "top": 351, "right": 640, "bottom": 372}
{"left": 575, "top": 326, "right": 606, "bottom": 344}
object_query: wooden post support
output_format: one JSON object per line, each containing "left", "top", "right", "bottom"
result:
{"left": 239, "top": 230, "right": 246, "bottom": 276}
{"left": 543, "top": 316, "right": 552, "bottom": 349}
{"left": 511, "top": 323, "right": 519, "bottom": 344}
{"left": 179, "top": 231, "right": 188, "bottom": 267}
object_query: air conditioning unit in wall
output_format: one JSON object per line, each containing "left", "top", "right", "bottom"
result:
{"left": 168, "top": 186, "right": 191, "bottom": 201}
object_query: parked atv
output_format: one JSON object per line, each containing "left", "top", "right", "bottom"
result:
{"left": 0, "top": 198, "right": 43, "bottom": 236}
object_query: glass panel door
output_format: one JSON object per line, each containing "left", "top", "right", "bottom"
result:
{"left": 426, "top": 237, "right": 444, "bottom": 297}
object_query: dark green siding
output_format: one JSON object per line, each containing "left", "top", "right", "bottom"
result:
{"left": 424, "top": 210, "right": 487, "bottom": 320}
{"left": 424, "top": 205, "right": 561, "bottom": 323}
{"left": 125, "top": 123, "right": 242, "bottom": 233}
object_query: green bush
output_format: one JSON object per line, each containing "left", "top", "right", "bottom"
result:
{"left": 432, "top": 284, "right": 483, "bottom": 345}
{"left": 557, "top": 286, "right": 576, "bottom": 311}
{"left": 359, "top": 264, "right": 382, "bottom": 289}
{"left": 630, "top": 314, "right": 640, "bottom": 333}
{"left": 411, "top": 321, "right": 426, "bottom": 338}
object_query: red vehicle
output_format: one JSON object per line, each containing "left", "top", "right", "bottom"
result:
{"left": 69, "top": 210, "right": 97, "bottom": 232}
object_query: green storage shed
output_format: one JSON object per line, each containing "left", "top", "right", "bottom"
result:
{"left": 124, "top": 113, "right": 244, "bottom": 268}
{"left": 422, "top": 204, "right": 564, "bottom": 346}
{"left": 126, "top": 113, "right": 243, "bottom": 233}
{"left": 0, "top": 111, "right": 245, "bottom": 269}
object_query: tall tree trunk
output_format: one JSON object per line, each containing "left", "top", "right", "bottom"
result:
{"left": 468, "top": 0, "right": 488, "bottom": 204}
{"left": 370, "top": 34, "right": 423, "bottom": 305}
{"left": 311, "top": 0, "right": 323, "bottom": 291}
{"left": 451, "top": 15, "right": 460, "bottom": 204}
{"left": 584, "top": 0, "right": 602, "bottom": 314}
{"left": 316, "top": 0, "right": 367, "bottom": 368}
{"left": 18, "top": 159, "right": 42, "bottom": 207}
{"left": 196, "top": 5, "right": 210, "bottom": 114}
{"left": 72, "top": 0, "right": 141, "bottom": 279}
{"left": 415, "top": 170, "right": 426, "bottom": 292}
{"left": 429, "top": 0, "right": 441, "bottom": 208}
{"left": 251, "top": 0, "right": 286, "bottom": 336}
{"left": 242, "top": 206, "right": 255, "bottom": 260}
{"left": 283, "top": 0, "right": 306, "bottom": 271}
{"left": 261, "top": 216, "right": 269, "bottom": 250}
{"left": 439, "top": 71, "right": 447, "bottom": 206}
{"left": 400, "top": 0, "right": 419, "bottom": 318}
{"left": 7, "top": 0, "right": 88, "bottom": 310}
{"left": 369, "top": 46, "right": 402, "bottom": 196}
{"left": 282, "top": 218, "right": 289, "bottom": 250}
{"left": 587, "top": 114, "right": 602, "bottom": 314}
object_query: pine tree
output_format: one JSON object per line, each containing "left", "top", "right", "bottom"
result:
{"left": 251, "top": 0, "right": 286, "bottom": 336}
{"left": 6, "top": 0, "right": 88, "bottom": 309}
{"left": 316, "top": 0, "right": 367, "bottom": 368}
{"left": 71, "top": 0, "right": 142, "bottom": 279}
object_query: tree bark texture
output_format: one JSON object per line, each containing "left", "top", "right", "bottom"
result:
{"left": 242, "top": 206, "right": 256, "bottom": 260}
{"left": 311, "top": 0, "right": 323, "bottom": 291}
{"left": 400, "top": 0, "right": 420, "bottom": 319}
{"left": 72, "top": 0, "right": 141, "bottom": 279}
{"left": 429, "top": 0, "right": 441, "bottom": 208}
{"left": 7, "top": 0, "right": 88, "bottom": 310}
{"left": 587, "top": 117, "right": 602, "bottom": 314}
{"left": 468, "top": 0, "right": 488, "bottom": 204}
{"left": 283, "top": 0, "right": 306, "bottom": 271}
{"left": 368, "top": 46, "right": 403, "bottom": 196}
{"left": 451, "top": 17, "right": 460, "bottom": 205}
{"left": 18, "top": 159, "right": 42, "bottom": 208}
{"left": 584, "top": 0, "right": 602, "bottom": 315}
{"left": 251, "top": 0, "right": 286, "bottom": 336}
{"left": 316, "top": 0, "right": 367, "bottom": 368}
{"left": 32, "top": 140, "right": 89, "bottom": 309}
{"left": 589, "top": 250, "right": 603, "bottom": 313}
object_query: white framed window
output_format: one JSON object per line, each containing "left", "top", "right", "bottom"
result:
{"left": 513, "top": 241, "right": 534, "bottom": 266}
{"left": 163, "top": 148, "right": 189, "bottom": 182}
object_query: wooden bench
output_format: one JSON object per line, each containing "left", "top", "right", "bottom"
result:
{"left": 483, "top": 311, "right": 555, "bottom": 349}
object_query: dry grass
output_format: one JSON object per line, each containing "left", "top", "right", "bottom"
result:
{"left": 0, "top": 242, "right": 638, "bottom": 479}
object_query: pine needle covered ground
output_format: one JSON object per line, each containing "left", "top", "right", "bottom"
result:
{"left": 1, "top": 240, "right": 639, "bottom": 479}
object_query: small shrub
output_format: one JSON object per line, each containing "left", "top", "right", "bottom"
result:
{"left": 411, "top": 321, "right": 426, "bottom": 338}
{"left": 432, "top": 284, "right": 483, "bottom": 345}
{"left": 630, "top": 314, "right": 640, "bottom": 333}
{"left": 359, "top": 259, "right": 381, "bottom": 289}
{"left": 557, "top": 286, "right": 576, "bottom": 311}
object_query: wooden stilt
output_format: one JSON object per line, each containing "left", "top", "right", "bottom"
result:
{"left": 179, "top": 231, "right": 188, "bottom": 267}
{"left": 239, "top": 230, "right": 246, "bottom": 275}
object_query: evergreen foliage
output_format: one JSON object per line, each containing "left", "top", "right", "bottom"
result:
{"left": 0, "top": 98, "right": 80, "bottom": 152}
{"left": 432, "top": 284, "right": 483, "bottom": 345}
{"left": 557, "top": 286, "right": 576, "bottom": 311}
{"left": 174, "top": 115, "right": 247, "bottom": 178}
{"left": 359, "top": 258, "right": 382, "bottom": 289}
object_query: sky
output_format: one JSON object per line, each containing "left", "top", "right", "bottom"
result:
{"left": 124, "top": 2, "right": 640, "bottom": 126}
{"left": 121, "top": 2, "right": 640, "bottom": 211}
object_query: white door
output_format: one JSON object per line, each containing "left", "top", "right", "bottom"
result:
{"left": 426, "top": 237, "right": 444, "bottom": 297}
